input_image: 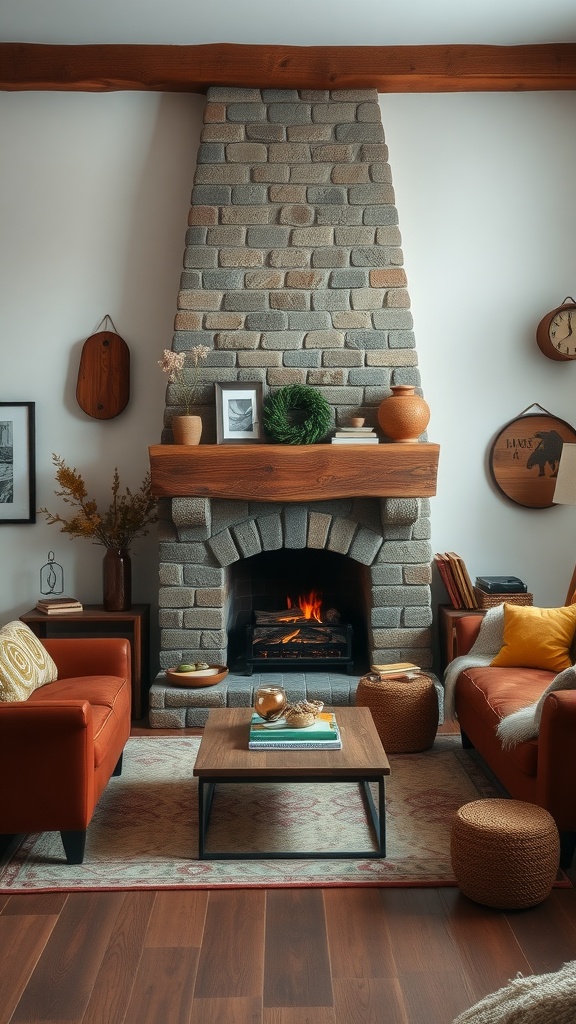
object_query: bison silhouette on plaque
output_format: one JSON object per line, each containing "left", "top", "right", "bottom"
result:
{"left": 526, "top": 429, "right": 564, "bottom": 478}
{"left": 489, "top": 410, "right": 576, "bottom": 508}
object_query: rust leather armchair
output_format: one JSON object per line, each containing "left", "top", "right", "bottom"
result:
{"left": 452, "top": 614, "right": 576, "bottom": 867}
{"left": 0, "top": 636, "right": 131, "bottom": 864}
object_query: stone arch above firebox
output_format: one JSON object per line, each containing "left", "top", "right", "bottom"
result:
{"left": 158, "top": 495, "right": 432, "bottom": 674}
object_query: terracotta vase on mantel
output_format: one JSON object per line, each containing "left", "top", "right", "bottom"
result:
{"left": 377, "top": 385, "right": 430, "bottom": 443}
{"left": 172, "top": 414, "right": 202, "bottom": 446}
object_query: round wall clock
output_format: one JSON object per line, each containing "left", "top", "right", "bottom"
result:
{"left": 536, "top": 297, "right": 576, "bottom": 361}
{"left": 489, "top": 411, "right": 576, "bottom": 508}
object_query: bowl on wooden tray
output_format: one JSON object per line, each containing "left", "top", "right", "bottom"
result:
{"left": 166, "top": 664, "right": 228, "bottom": 688}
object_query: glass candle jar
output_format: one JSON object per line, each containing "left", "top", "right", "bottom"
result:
{"left": 254, "top": 685, "right": 287, "bottom": 722}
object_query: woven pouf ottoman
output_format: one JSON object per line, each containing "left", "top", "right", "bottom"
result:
{"left": 355, "top": 672, "right": 439, "bottom": 753}
{"left": 450, "top": 799, "right": 560, "bottom": 909}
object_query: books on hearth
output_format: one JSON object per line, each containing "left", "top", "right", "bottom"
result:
{"left": 35, "top": 597, "right": 83, "bottom": 614}
{"left": 248, "top": 711, "right": 342, "bottom": 750}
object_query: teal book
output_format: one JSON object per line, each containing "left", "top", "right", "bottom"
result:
{"left": 249, "top": 711, "right": 340, "bottom": 743}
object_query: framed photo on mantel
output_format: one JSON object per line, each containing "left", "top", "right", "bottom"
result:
{"left": 0, "top": 402, "right": 36, "bottom": 523}
{"left": 215, "top": 382, "right": 263, "bottom": 444}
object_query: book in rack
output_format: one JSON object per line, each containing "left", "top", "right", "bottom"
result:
{"left": 248, "top": 711, "right": 342, "bottom": 749}
{"left": 434, "top": 552, "right": 477, "bottom": 609}
{"left": 434, "top": 554, "right": 462, "bottom": 610}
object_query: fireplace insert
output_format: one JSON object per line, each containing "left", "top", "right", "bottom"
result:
{"left": 245, "top": 595, "right": 354, "bottom": 674}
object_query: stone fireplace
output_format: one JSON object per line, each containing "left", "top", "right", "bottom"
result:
{"left": 148, "top": 86, "right": 440, "bottom": 727}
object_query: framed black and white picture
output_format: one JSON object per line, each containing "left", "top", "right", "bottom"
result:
{"left": 215, "top": 382, "right": 263, "bottom": 444}
{"left": 0, "top": 402, "right": 36, "bottom": 523}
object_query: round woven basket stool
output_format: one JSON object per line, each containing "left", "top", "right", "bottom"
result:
{"left": 450, "top": 799, "right": 560, "bottom": 909}
{"left": 354, "top": 672, "right": 439, "bottom": 753}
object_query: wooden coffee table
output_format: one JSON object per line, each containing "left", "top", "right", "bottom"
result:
{"left": 193, "top": 706, "right": 390, "bottom": 859}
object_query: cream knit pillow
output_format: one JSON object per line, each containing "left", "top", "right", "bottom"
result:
{"left": 0, "top": 621, "right": 58, "bottom": 702}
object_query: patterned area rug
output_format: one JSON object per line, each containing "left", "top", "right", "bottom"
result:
{"left": 1, "top": 734, "right": 507, "bottom": 892}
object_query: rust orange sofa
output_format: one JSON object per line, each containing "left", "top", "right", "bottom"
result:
{"left": 453, "top": 614, "right": 576, "bottom": 867}
{"left": 0, "top": 636, "right": 131, "bottom": 864}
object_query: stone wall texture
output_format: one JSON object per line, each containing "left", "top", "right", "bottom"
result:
{"left": 162, "top": 87, "right": 421, "bottom": 442}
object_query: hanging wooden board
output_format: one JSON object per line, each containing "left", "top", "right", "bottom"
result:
{"left": 489, "top": 412, "right": 576, "bottom": 508}
{"left": 76, "top": 331, "right": 130, "bottom": 419}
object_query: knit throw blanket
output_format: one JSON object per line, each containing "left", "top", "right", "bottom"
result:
{"left": 452, "top": 960, "right": 576, "bottom": 1024}
{"left": 442, "top": 604, "right": 576, "bottom": 748}
{"left": 443, "top": 605, "right": 505, "bottom": 722}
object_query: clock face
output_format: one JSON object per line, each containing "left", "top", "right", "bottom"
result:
{"left": 537, "top": 301, "right": 576, "bottom": 360}
{"left": 549, "top": 306, "right": 576, "bottom": 357}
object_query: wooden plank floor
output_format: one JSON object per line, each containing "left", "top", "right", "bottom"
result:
{"left": 2, "top": 725, "right": 576, "bottom": 1024}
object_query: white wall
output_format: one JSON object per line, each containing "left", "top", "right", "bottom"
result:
{"left": 1, "top": 86, "right": 575, "bottom": 674}
{"left": 0, "top": 90, "right": 204, "bottom": 651}
{"left": 382, "top": 90, "right": 576, "bottom": 611}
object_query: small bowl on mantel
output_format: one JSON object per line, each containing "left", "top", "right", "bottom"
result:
{"left": 166, "top": 665, "right": 228, "bottom": 688}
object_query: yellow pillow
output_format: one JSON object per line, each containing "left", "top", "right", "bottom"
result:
{"left": 0, "top": 621, "right": 58, "bottom": 702}
{"left": 490, "top": 604, "right": 576, "bottom": 673}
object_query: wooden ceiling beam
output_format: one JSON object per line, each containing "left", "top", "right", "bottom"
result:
{"left": 2, "top": 41, "right": 576, "bottom": 93}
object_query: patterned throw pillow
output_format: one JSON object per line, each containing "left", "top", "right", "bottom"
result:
{"left": 0, "top": 621, "right": 58, "bottom": 702}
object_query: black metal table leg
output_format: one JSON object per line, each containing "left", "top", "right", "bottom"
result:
{"left": 198, "top": 779, "right": 216, "bottom": 859}
{"left": 197, "top": 774, "right": 386, "bottom": 860}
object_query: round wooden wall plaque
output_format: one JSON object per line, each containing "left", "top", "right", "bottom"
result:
{"left": 489, "top": 412, "right": 576, "bottom": 508}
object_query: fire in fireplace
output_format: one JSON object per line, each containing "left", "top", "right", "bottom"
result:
{"left": 246, "top": 588, "right": 354, "bottom": 675}
{"left": 226, "top": 547, "right": 371, "bottom": 676}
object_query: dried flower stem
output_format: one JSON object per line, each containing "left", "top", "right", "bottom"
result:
{"left": 158, "top": 345, "right": 210, "bottom": 415}
{"left": 38, "top": 455, "right": 158, "bottom": 549}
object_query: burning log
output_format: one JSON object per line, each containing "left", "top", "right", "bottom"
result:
{"left": 252, "top": 625, "right": 347, "bottom": 645}
{"left": 254, "top": 609, "right": 309, "bottom": 625}
{"left": 252, "top": 606, "right": 338, "bottom": 622}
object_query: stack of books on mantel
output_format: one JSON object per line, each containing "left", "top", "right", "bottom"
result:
{"left": 248, "top": 711, "right": 342, "bottom": 750}
{"left": 331, "top": 426, "right": 379, "bottom": 444}
{"left": 35, "top": 597, "right": 83, "bottom": 615}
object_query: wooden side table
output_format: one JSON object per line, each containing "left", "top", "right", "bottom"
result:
{"left": 438, "top": 605, "right": 487, "bottom": 672}
{"left": 20, "top": 604, "right": 151, "bottom": 720}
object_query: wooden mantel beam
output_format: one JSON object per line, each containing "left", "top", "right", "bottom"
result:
{"left": 2, "top": 42, "right": 576, "bottom": 94}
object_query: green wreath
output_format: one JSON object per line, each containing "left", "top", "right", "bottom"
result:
{"left": 263, "top": 384, "right": 332, "bottom": 445}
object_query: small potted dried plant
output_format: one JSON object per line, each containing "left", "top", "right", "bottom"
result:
{"left": 158, "top": 345, "right": 210, "bottom": 444}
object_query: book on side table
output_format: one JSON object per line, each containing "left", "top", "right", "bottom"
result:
{"left": 248, "top": 711, "right": 342, "bottom": 750}
{"left": 35, "top": 597, "right": 83, "bottom": 614}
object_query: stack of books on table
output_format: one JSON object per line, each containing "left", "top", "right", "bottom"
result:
{"left": 248, "top": 711, "right": 342, "bottom": 750}
{"left": 331, "top": 426, "right": 379, "bottom": 444}
{"left": 35, "top": 597, "right": 83, "bottom": 615}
